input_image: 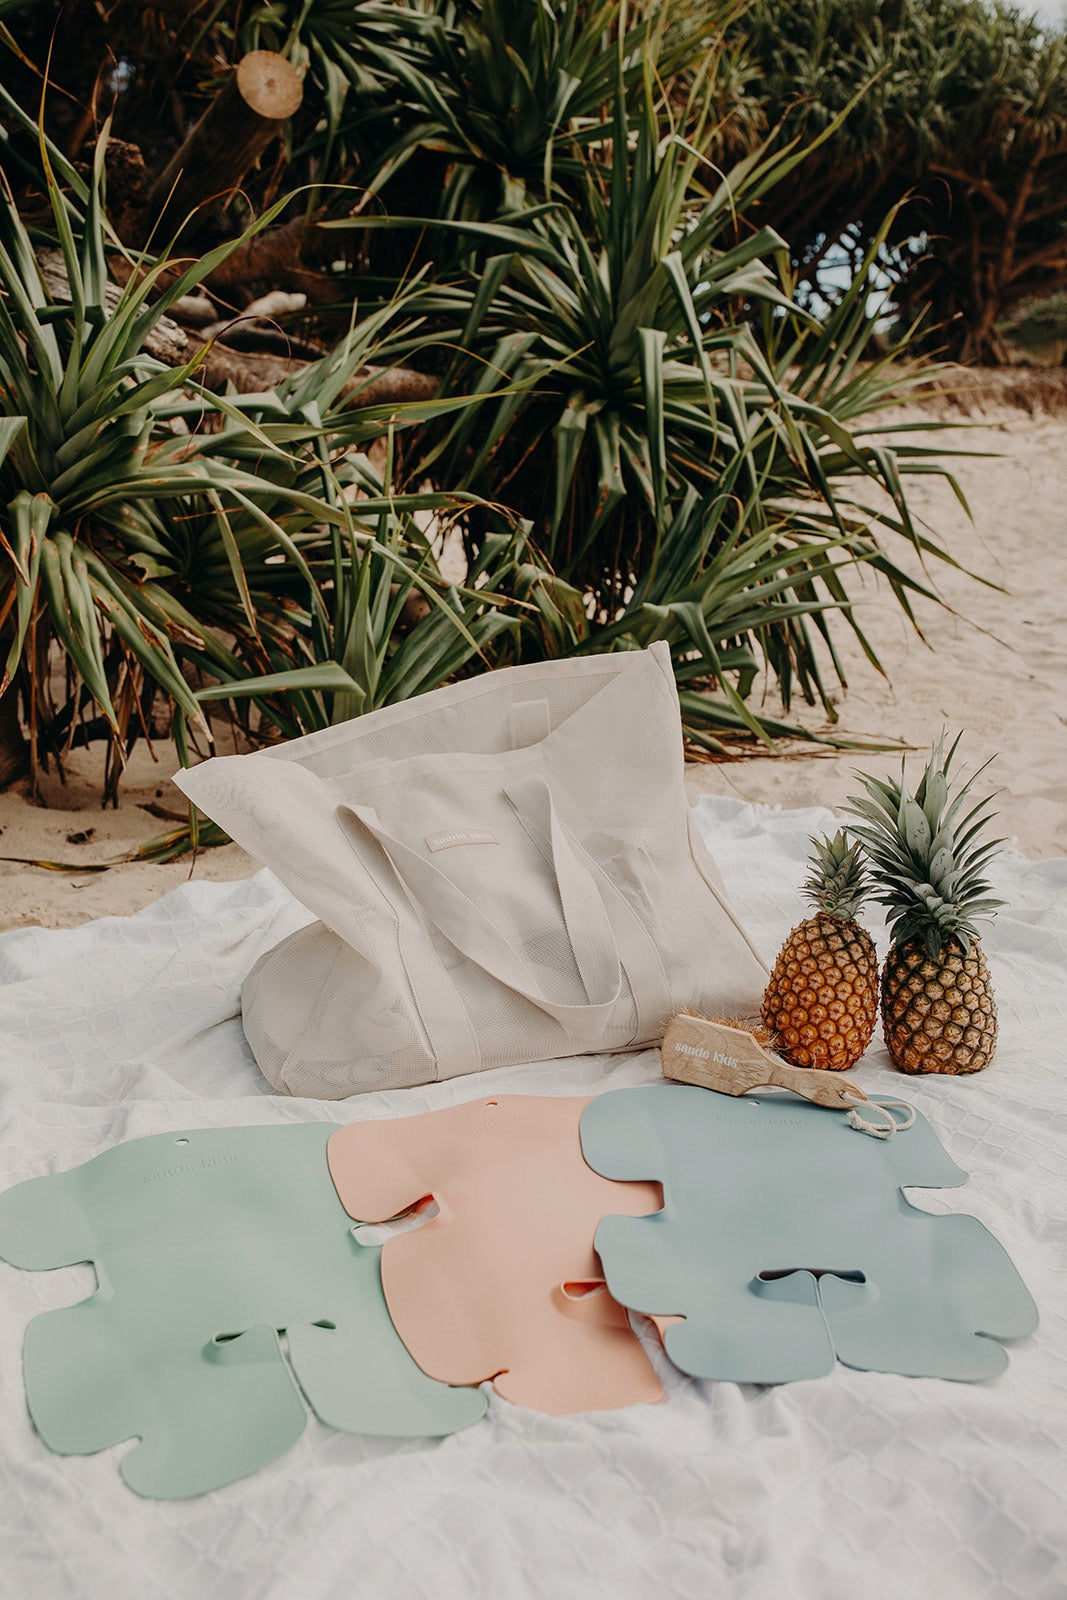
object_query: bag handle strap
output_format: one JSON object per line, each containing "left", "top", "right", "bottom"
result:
{"left": 337, "top": 776, "right": 624, "bottom": 1043}
{"left": 503, "top": 775, "right": 622, "bottom": 1009}
{"left": 505, "top": 778, "right": 676, "bottom": 1042}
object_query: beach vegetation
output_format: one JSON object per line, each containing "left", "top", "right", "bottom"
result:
{"left": 727, "top": 0, "right": 1067, "bottom": 364}
{"left": 0, "top": 129, "right": 522, "bottom": 796}
{"left": 0, "top": 0, "right": 1029, "bottom": 800}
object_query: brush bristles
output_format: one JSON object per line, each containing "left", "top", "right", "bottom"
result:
{"left": 680, "top": 1008, "right": 774, "bottom": 1048}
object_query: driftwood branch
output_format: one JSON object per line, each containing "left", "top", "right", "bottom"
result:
{"left": 109, "top": 213, "right": 343, "bottom": 309}
{"left": 190, "top": 216, "right": 345, "bottom": 306}
{"left": 34, "top": 250, "right": 438, "bottom": 403}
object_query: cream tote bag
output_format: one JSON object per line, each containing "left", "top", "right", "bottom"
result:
{"left": 174, "top": 644, "right": 767, "bottom": 1098}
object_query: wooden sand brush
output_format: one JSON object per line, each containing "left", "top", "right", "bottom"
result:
{"left": 661, "top": 1012, "right": 914, "bottom": 1137}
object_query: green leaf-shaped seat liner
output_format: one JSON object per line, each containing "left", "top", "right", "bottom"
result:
{"left": 0, "top": 1123, "right": 485, "bottom": 1498}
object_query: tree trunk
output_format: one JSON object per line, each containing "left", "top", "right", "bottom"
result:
{"left": 0, "top": 684, "right": 28, "bottom": 791}
{"left": 144, "top": 51, "right": 303, "bottom": 245}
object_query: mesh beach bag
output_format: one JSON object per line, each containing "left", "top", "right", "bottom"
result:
{"left": 174, "top": 644, "right": 767, "bottom": 1098}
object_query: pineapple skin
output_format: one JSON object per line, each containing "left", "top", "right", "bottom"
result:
{"left": 761, "top": 911, "right": 879, "bottom": 1071}
{"left": 881, "top": 936, "right": 998, "bottom": 1074}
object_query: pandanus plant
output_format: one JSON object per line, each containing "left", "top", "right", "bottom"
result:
{"left": 356, "top": 72, "right": 968, "bottom": 747}
{"left": 0, "top": 125, "right": 528, "bottom": 794}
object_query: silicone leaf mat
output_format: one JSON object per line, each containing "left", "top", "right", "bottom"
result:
{"left": 0, "top": 1123, "right": 485, "bottom": 1498}
{"left": 329, "top": 1094, "right": 665, "bottom": 1415}
{"left": 580, "top": 1084, "right": 1038, "bottom": 1384}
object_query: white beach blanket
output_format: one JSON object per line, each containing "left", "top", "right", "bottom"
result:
{"left": 0, "top": 795, "right": 1063, "bottom": 1600}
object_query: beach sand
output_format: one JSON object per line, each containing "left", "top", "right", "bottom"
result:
{"left": 684, "top": 397, "right": 1067, "bottom": 855}
{"left": 1, "top": 395, "right": 1064, "bottom": 932}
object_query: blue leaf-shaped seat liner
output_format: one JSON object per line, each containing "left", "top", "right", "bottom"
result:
{"left": 580, "top": 1084, "right": 1037, "bottom": 1385}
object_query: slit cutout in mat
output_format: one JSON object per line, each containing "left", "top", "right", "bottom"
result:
{"left": 579, "top": 1084, "right": 1038, "bottom": 1385}
{"left": 327, "top": 1094, "right": 665, "bottom": 1415}
{"left": 0, "top": 1124, "right": 485, "bottom": 1499}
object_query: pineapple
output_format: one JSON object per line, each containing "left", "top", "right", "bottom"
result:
{"left": 845, "top": 734, "right": 1003, "bottom": 1075}
{"left": 761, "top": 831, "right": 879, "bottom": 1071}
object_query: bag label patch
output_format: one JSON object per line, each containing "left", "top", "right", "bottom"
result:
{"left": 425, "top": 829, "right": 499, "bottom": 852}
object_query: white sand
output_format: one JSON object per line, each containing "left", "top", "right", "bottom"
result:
{"left": 685, "top": 402, "right": 1067, "bottom": 854}
{"left": 1, "top": 398, "right": 1064, "bottom": 932}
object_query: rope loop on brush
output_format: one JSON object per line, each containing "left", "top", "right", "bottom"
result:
{"left": 842, "top": 1096, "right": 917, "bottom": 1139}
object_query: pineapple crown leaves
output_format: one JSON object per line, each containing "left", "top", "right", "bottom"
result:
{"left": 800, "top": 829, "right": 873, "bottom": 921}
{"left": 843, "top": 731, "right": 1006, "bottom": 958}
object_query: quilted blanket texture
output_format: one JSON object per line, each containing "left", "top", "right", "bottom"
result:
{"left": 0, "top": 796, "right": 1063, "bottom": 1600}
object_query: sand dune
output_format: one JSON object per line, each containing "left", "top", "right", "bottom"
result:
{"left": 1, "top": 395, "right": 1063, "bottom": 931}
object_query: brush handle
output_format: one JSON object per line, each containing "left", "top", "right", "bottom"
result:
{"left": 764, "top": 1059, "right": 867, "bottom": 1110}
